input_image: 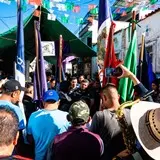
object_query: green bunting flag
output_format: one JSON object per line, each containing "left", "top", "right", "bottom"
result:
{"left": 150, "top": 0, "right": 157, "bottom": 4}
{"left": 22, "top": 0, "right": 27, "bottom": 11}
{"left": 118, "top": 30, "right": 137, "bottom": 103}
{"left": 65, "top": 2, "right": 74, "bottom": 11}
{"left": 43, "top": 0, "right": 50, "bottom": 9}
{"left": 113, "top": 13, "right": 117, "bottom": 19}
{"left": 76, "top": 18, "right": 83, "bottom": 24}
{"left": 90, "top": 8, "right": 98, "bottom": 15}
{"left": 61, "top": 15, "right": 69, "bottom": 23}
{"left": 22, "top": 5, "right": 27, "bottom": 11}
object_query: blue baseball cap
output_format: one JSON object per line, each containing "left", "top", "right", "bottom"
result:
{"left": 43, "top": 90, "right": 59, "bottom": 102}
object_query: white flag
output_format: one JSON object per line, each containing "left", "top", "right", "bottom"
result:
{"left": 47, "top": 13, "right": 56, "bottom": 21}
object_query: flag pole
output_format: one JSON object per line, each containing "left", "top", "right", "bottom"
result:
{"left": 139, "top": 34, "right": 145, "bottom": 81}
{"left": 34, "top": 21, "right": 41, "bottom": 100}
{"left": 33, "top": 5, "right": 45, "bottom": 108}
{"left": 131, "top": 10, "right": 136, "bottom": 38}
{"left": 34, "top": 5, "right": 42, "bottom": 66}
{"left": 58, "top": 35, "right": 63, "bottom": 83}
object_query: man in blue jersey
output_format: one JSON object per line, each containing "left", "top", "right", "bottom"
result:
{"left": 27, "top": 90, "right": 70, "bottom": 160}
{"left": 0, "top": 79, "right": 25, "bottom": 130}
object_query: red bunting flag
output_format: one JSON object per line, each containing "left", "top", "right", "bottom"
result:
{"left": 87, "top": 16, "right": 94, "bottom": 23}
{"left": 115, "top": 8, "right": 121, "bottom": 13}
{"left": 125, "top": 0, "right": 134, "bottom": 7}
{"left": 29, "top": 0, "right": 41, "bottom": 6}
{"left": 34, "top": 9, "right": 41, "bottom": 17}
{"left": 73, "top": 5, "right": 80, "bottom": 13}
{"left": 88, "top": 4, "right": 96, "bottom": 11}
{"left": 121, "top": 11, "right": 127, "bottom": 17}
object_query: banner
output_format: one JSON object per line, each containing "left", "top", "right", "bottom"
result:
{"left": 42, "top": 41, "right": 55, "bottom": 56}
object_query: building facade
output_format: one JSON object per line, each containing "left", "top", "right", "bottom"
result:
{"left": 114, "top": 9, "right": 160, "bottom": 75}
{"left": 137, "top": 9, "right": 160, "bottom": 73}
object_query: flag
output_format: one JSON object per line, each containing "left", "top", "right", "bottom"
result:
{"left": 47, "top": 13, "right": 56, "bottom": 21}
{"left": 147, "top": 53, "right": 156, "bottom": 90}
{"left": 118, "top": 30, "right": 137, "bottom": 102}
{"left": 137, "top": 38, "right": 149, "bottom": 89}
{"left": 15, "top": 0, "right": 25, "bottom": 88}
{"left": 42, "top": 0, "right": 50, "bottom": 9}
{"left": 15, "top": 0, "right": 26, "bottom": 138}
{"left": 102, "top": 22, "right": 121, "bottom": 87}
{"left": 139, "top": 6, "right": 152, "bottom": 20}
{"left": 137, "top": 39, "right": 155, "bottom": 90}
{"left": 34, "top": 9, "right": 41, "bottom": 17}
{"left": 73, "top": 5, "right": 80, "bottom": 13}
{"left": 121, "top": 11, "right": 127, "bottom": 17}
{"left": 88, "top": 17, "right": 94, "bottom": 23}
{"left": 61, "top": 15, "right": 69, "bottom": 23}
{"left": 28, "top": 0, "right": 41, "bottom": 6}
{"left": 76, "top": 18, "right": 83, "bottom": 24}
{"left": 137, "top": 36, "right": 155, "bottom": 90}
{"left": 65, "top": 2, "right": 74, "bottom": 11}
{"left": 97, "top": 0, "right": 112, "bottom": 86}
{"left": 56, "top": 3, "right": 67, "bottom": 11}
{"left": 150, "top": 0, "right": 158, "bottom": 5}
{"left": 97, "top": 0, "right": 120, "bottom": 87}
{"left": 34, "top": 21, "right": 47, "bottom": 107}
{"left": 88, "top": 4, "right": 96, "bottom": 11}
{"left": 90, "top": 7, "right": 98, "bottom": 15}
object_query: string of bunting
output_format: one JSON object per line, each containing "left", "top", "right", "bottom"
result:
{"left": 0, "top": 0, "right": 160, "bottom": 25}
{"left": 0, "top": 0, "right": 99, "bottom": 25}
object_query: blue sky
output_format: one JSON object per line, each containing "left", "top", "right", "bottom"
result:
{"left": 0, "top": 0, "right": 116, "bottom": 35}
{"left": 0, "top": 0, "right": 99, "bottom": 34}
{"left": 0, "top": 1, "right": 34, "bottom": 34}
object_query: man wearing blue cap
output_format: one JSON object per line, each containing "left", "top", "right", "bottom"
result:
{"left": 27, "top": 90, "right": 70, "bottom": 160}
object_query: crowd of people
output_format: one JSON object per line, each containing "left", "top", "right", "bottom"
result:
{"left": 0, "top": 64, "right": 160, "bottom": 160}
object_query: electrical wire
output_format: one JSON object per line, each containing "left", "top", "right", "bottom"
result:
{"left": 0, "top": 5, "right": 34, "bottom": 19}
{"left": 0, "top": 36, "right": 16, "bottom": 42}
{"left": 0, "top": 19, "right": 11, "bottom": 31}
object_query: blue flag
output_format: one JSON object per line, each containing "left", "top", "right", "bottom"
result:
{"left": 15, "top": 0, "right": 25, "bottom": 88}
{"left": 15, "top": 0, "right": 26, "bottom": 134}
{"left": 98, "top": 0, "right": 111, "bottom": 29}
{"left": 34, "top": 21, "right": 47, "bottom": 107}
{"left": 137, "top": 42, "right": 155, "bottom": 90}
{"left": 147, "top": 53, "right": 156, "bottom": 90}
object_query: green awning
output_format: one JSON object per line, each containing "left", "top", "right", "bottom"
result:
{"left": 0, "top": 7, "right": 96, "bottom": 64}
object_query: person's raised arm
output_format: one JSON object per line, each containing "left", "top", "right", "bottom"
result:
{"left": 117, "top": 65, "right": 140, "bottom": 86}
{"left": 117, "top": 64, "right": 153, "bottom": 101}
